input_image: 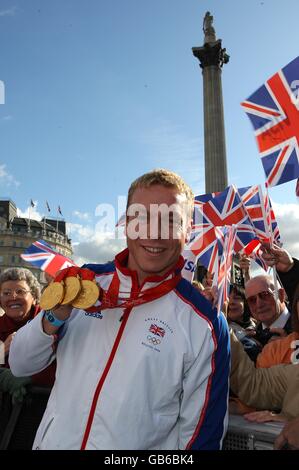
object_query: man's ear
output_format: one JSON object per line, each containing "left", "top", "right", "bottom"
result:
{"left": 278, "top": 288, "right": 286, "bottom": 303}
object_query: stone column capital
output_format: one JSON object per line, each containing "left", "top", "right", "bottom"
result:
{"left": 192, "top": 40, "right": 229, "bottom": 69}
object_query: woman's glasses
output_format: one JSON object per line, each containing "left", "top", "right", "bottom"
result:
{"left": 0, "top": 288, "right": 31, "bottom": 298}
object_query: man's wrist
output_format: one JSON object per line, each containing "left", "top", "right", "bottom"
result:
{"left": 44, "top": 310, "right": 66, "bottom": 328}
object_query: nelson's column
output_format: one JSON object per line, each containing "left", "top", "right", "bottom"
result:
{"left": 192, "top": 12, "right": 229, "bottom": 193}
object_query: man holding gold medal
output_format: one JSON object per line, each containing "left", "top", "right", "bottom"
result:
{"left": 9, "top": 169, "right": 230, "bottom": 450}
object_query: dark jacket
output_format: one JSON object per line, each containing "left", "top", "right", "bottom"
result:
{"left": 277, "top": 258, "right": 299, "bottom": 307}
{"left": 0, "top": 306, "right": 55, "bottom": 387}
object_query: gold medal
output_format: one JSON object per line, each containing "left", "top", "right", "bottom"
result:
{"left": 40, "top": 282, "right": 65, "bottom": 310}
{"left": 61, "top": 276, "right": 81, "bottom": 305}
{"left": 71, "top": 279, "right": 99, "bottom": 309}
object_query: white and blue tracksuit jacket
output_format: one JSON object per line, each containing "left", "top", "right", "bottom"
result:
{"left": 9, "top": 249, "right": 230, "bottom": 450}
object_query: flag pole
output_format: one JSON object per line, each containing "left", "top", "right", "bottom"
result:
{"left": 45, "top": 201, "right": 51, "bottom": 235}
{"left": 56, "top": 208, "right": 59, "bottom": 234}
{"left": 264, "top": 182, "right": 279, "bottom": 301}
{"left": 28, "top": 202, "right": 31, "bottom": 232}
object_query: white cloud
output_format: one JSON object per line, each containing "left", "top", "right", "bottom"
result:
{"left": 17, "top": 204, "right": 42, "bottom": 221}
{"left": 73, "top": 210, "right": 91, "bottom": 221}
{"left": 0, "top": 6, "right": 17, "bottom": 17}
{"left": 0, "top": 163, "right": 20, "bottom": 187}
{"left": 68, "top": 222, "right": 125, "bottom": 265}
{"left": 272, "top": 201, "right": 299, "bottom": 259}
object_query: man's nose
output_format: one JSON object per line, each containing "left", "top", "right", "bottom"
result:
{"left": 256, "top": 294, "right": 264, "bottom": 307}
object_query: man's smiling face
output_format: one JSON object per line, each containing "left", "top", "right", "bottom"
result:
{"left": 126, "top": 184, "right": 191, "bottom": 284}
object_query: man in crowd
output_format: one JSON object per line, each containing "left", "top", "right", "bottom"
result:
{"left": 245, "top": 274, "right": 292, "bottom": 346}
{"left": 230, "top": 330, "right": 299, "bottom": 421}
{"left": 9, "top": 169, "right": 230, "bottom": 450}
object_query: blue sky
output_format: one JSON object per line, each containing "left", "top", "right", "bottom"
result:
{"left": 0, "top": 0, "right": 298, "bottom": 262}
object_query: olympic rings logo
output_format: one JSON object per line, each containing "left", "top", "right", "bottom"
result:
{"left": 147, "top": 335, "right": 161, "bottom": 345}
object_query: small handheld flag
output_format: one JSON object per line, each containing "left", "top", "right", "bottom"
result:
{"left": 21, "top": 239, "right": 75, "bottom": 277}
{"left": 241, "top": 56, "right": 299, "bottom": 187}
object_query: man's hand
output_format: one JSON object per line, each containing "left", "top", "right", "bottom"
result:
{"left": 52, "top": 304, "right": 73, "bottom": 321}
{"left": 261, "top": 244, "right": 294, "bottom": 272}
{"left": 0, "top": 367, "right": 32, "bottom": 404}
{"left": 274, "top": 416, "right": 299, "bottom": 450}
{"left": 239, "top": 254, "right": 251, "bottom": 282}
{"left": 268, "top": 327, "right": 288, "bottom": 342}
{"left": 244, "top": 410, "right": 286, "bottom": 424}
{"left": 42, "top": 304, "right": 73, "bottom": 335}
{"left": 201, "top": 286, "right": 218, "bottom": 308}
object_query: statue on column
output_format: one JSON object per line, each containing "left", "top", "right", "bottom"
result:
{"left": 203, "top": 11, "right": 216, "bottom": 43}
{"left": 219, "top": 47, "right": 230, "bottom": 67}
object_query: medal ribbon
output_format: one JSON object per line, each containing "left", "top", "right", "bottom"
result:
{"left": 54, "top": 266, "right": 81, "bottom": 282}
{"left": 53, "top": 267, "right": 181, "bottom": 311}
{"left": 97, "top": 271, "right": 181, "bottom": 311}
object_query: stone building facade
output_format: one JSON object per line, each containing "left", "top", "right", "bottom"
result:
{"left": 0, "top": 199, "right": 72, "bottom": 284}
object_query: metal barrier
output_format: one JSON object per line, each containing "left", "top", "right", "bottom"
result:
{"left": 223, "top": 414, "right": 285, "bottom": 450}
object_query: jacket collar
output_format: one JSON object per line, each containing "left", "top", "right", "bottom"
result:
{"left": 114, "top": 248, "right": 184, "bottom": 295}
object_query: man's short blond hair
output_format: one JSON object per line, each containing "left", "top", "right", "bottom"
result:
{"left": 127, "top": 168, "right": 194, "bottom": 217}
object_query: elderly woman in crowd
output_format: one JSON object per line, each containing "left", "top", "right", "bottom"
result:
{"left": 0, "top": 268, "right": 41, "bottom": 364}
{"left": 0, "top": 268, "right": 55, "bottom": 402}
{"left": 227, "top": 284, "right": 261, "bottom": 362}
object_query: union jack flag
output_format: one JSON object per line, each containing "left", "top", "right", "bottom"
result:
{"left": 149, "top": 324, "right": 165, "bottom": 337}
{"left": 186, "top": 186, "right": 256, "bottom": 276}
{"left": 264, "top": 188, "right": 282, "bottom": 245}
{"left": 238, "top": 185, "right": 270, "bottom": 242}
{"left": 193, "top": 192, "right": 220, "bottom": 229}
{"left": 243, "top": 239, "right": 268, "bottom": 272}
{"left": 21, "top": 239, "right": 75, "bottom": 277}
{"left": 200, "top": 185, "right": 256, "bottom": 252}
{"left": 185, "top": 225, "right": 223, "bottom": 273}
{"left": 115, "top": 212, "right": 126, "bottom": 227}
{"left": 216, "top": 225, "right": 236, "bottom": 315}
{"left": 241, "top": 56, "right": 299, "bottom": 187}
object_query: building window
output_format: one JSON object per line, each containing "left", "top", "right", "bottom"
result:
{"left": 12, "top": 240, "right": 17, "bottom": 247}
{"left": 11, "top": 255, "right": 15, "bottom": 263}
{"left": 0, "top": 255, "right": 3, "bottom": 263}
